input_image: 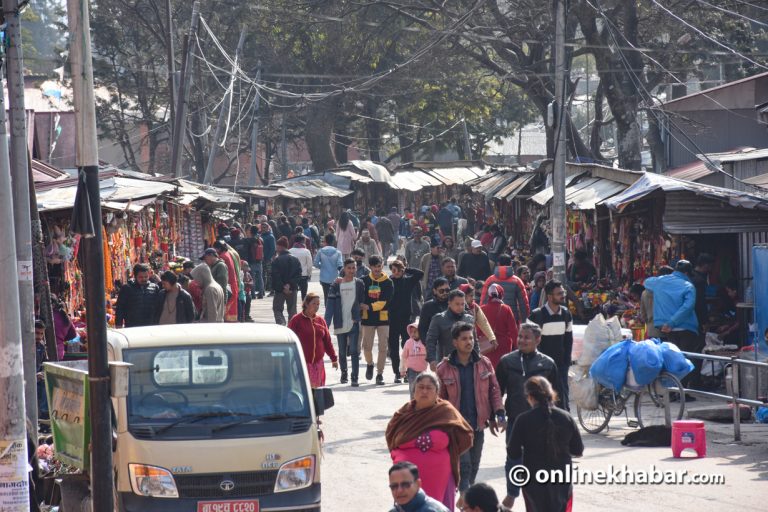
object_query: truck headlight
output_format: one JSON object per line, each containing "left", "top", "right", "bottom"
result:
{"left": 128, "top": 464, "right": 179, "bottom": 498}
{"left": 274, "top": 456, "right": 315, "bottom": 492}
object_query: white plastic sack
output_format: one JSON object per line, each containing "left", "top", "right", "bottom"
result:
{"left": 606, "top": 316, "right": 623, "bottom": 342}
{"left": 569, "top": 367, "right": 598, "bottom": 410}
{"left": 578, "top": 315, "right": 613, "bottom": 367}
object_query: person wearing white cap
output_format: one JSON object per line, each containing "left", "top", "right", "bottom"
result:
{"left": 458, "top": 239, "right": 492, "bottom": 282}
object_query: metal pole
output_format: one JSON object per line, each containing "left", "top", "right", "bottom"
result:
{"left": 462, "top": 119, "right": 472, "bottom": 160}
{"left": 731, "top": 357, "right": 741, "bottom": 442}
{"left": 204, "top": 29, "right": 246, "bottom": 185}
{"left": 166, "top": 0, "right": 177, "bottom": 140}
{"left": 552, "top": 0, "right": 568, "bottom": 282}
{"left": 67, "top": 0, "right": 113, "bottom": 508}
{"left": 248, "top": 64, "right": 262, "bottom": 187}
{"left": 171, "top": 1, "right": 200, "bottom": 178}
{"left": 0, "top": 56, "right": 31, "bottom": 512}
{"left": 4, "top": 0, "right": 38, "bottom": 434}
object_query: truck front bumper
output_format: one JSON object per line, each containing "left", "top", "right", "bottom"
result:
{"left": 119, "top": 483, "right": 321, "bottom": 512}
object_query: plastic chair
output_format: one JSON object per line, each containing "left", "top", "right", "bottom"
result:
{"left": 671, "top": 419, "right": 706, "bottom": 458}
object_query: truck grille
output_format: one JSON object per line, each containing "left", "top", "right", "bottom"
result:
{"left": 174, "top": 470, "right": 279, "bottom": 498}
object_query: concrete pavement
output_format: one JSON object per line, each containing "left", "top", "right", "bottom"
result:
{"left": 249, "top": 269, "right": 768, "bottom": 511}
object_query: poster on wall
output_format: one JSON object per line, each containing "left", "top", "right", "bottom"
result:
{"left": 751, "top": 245, "right": 768, "bottom": 357}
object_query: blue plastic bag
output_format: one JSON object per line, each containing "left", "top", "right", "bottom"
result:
{"left": 629, "top": 340, "right": 664, "bottom": 386}
{"left": 756, "top": 407, "right": 768, "bottom": 424}
{"left": 589, "top": 340, "right": 631, "bottom": 391}
{"left": 656, "top": 340, "right": 694, "bottom": 379}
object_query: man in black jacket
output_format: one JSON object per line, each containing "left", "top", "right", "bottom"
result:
{"left": 495, "top": 322, "right": 562, "bottom": 508}
{"left": 417, "top": 277, "right": 450, "bottom": 342}
{"left": 272, "top": 236, "right": 302, "bottom": 325}
{"left": 388, "top": 259, "right": 424, "bottom": 383}
{"left": 116, "top": 263, "right": 159, "bottom": 327}
{"left": 425, "top": 289, "right": 476, "bottom": 368}
{"left": 154, "top": 271, "right": 196, "bottom": 324}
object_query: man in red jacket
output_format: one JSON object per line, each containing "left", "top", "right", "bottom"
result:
{"left": 436, "top": 322, "right": 506, "bottom": 508}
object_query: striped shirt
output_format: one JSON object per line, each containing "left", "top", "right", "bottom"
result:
{"left": 529, "top": 303, "right": 573, "bottom": 369}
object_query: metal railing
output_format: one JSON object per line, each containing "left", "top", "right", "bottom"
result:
{"left": 670, "top": 352, "right": 768, "bottom": 441}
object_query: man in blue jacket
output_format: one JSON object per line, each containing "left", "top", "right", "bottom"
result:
{"left": 644, "top": 260, "right": 702, "bottom": 390}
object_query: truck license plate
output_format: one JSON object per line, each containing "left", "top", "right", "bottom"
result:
{"left": 196, "top": 499, "right": 259, "bottom": 512}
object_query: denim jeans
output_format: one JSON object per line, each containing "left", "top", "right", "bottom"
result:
{"left": 460, "top": 430, "right": 485, "bottom": 492}
{"left": 337, "top": 323, "right": 361, "bottom": 381}
{"left": 251, "top": 262, "right": 264, "bottom": 298}
{"left": 505, "top": 426, "right": 522, "bottom": 498}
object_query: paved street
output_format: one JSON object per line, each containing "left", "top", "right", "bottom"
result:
{"left": 249, "top": 270, "right": 768, "bottom": 511}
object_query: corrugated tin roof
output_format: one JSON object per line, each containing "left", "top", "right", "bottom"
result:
{"left": 390, "top": 171, "right": 425, "bottom": 192}
{"left": 241, "top": 180, "right": 352, "bottom": 199}
{"left": 347, "top": 160, "right": 392, "bottom": 184}
{"left": 37, "top": 177, "right": 176, "bottom": 212}
{"left": 698, "top": 147, "right": 768, "bottom": 163}
{"left": 664, "top": 191, "right": 768, "bottom": 234}
{"left": 666, "top": 161, "right": 715, "bottom": 182}
{"left": 529, "top": 173, "right": 585, "bottom": 205}
{"left": 331, "top": 170, "right": 374, "bottom": 184}
{"left": 742, "top": 173, "right": 768, "bottom": 188}
{"left": 604, "top": 172, "right": 768, "bottom": 211}
{"left": 470, "top": 172, "right": 517, "bottom": 196}
{"left": 565, "top": 178, "right": 627, "bottom": 210}
{"left": 493, "top": 174, "right": 537, "bottom": 201}
{"left": 32, "top": 160, "right": 68, "bottom": 183}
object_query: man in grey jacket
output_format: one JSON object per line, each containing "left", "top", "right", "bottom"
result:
{"left": 426, "top": 289, "right": 476, "bottom": 370}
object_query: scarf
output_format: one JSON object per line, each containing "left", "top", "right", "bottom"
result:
{"left": 386, "top": 398, "right": 473, "bottom": 483}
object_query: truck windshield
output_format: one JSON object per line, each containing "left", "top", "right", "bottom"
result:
{"left": 123, "top": 343, "right": 310, "bottom": 438}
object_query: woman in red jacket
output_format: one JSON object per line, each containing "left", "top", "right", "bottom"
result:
{"left": 480, "top": 284, "right": 518, "bottom": 370}
{"left": 288, "top": 292, "right": 338, "bottom": 387}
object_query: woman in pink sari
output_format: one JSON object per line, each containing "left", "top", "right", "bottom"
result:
{"left": 386, "top": 372, "right": 473, "bottom": 510}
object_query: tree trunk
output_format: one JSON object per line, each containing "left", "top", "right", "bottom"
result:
{"left": 615, "top": 111, "right": 643, "bottom": 170}
{"left": 364, "top": 99, "right": 382, "bottom": 162}
{"left": 590, "top": 80, "right": 605, "bottom": 160}
{"left": 646, "top": 112, "right": 667, "bottom": 173}
{"left": 189, "top": 107, "right": 207, "bottom": 182}
{"left": 263, "top": 137, "right": 274, "bottom": 185}
{"left": 305, "top": 96, "right": 341, "bottom": 171}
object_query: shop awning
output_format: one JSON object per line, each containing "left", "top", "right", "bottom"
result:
{"left": 603, "top": 172, "right": 768, "bottom": 211}
{"left": 37, "top": 176, "right": 176, "bottom": 212}
{"left": 174, "top": 179, "right": 245, "bottom": 206}
{"left": 468, "top": 172, "right": 520, "bottom": 198}
{"left": 529, "top": 173, "right": 586, "bottom": 206}
{"left": 241, "top": 180, "right": 352, "bottom": 199}
{"left": 493, "top": 173, "right": 538, "bottom": 201}
{"left": 390, "top": 169, "right": 444, "bottom": 191}
{"left": 330, "top": 170, "right": 374, "bottom": 184}
{"left": 565, "top": 178, "right": 627, "bottom": 210}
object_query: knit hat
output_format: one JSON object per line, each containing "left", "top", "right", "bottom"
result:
{"left": 276, "top": 236, "right": 289, "bottom": 248}
{"left": 458, "top": 283, "right": 473, "bottom": 295}
{"left": 406, "top": 322, "right": 419, "bottom": 339}
{"left": 488, "top": 283, "right": 504, "bottom": 300}
{"left": 533, "top": 271, "right": 547, "bottom": 283}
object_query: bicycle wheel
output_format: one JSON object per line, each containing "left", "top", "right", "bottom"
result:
{"left": 577, "top": 386, "right": 614, "bottom": 434}
{"left": 634, "top": 371, "right": 685, "bottom": 428}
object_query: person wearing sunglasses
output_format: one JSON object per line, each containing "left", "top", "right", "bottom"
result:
{"left": 387, "top": 461, "right": 449, "bottom": 512}
{"left": 417, "top": 278, "right": 451, "bottom": 342}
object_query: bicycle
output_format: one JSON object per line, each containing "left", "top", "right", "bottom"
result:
{"left": 576, "top": 371, "right": 686, "bottom": 434}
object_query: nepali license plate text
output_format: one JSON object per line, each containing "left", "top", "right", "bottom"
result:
{"left": 196, "top": 499, "right": 259, "bottom": 512}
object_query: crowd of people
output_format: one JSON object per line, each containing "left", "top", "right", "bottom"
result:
{"left": 100, "top": 200, "right": 731, "bottom": 512}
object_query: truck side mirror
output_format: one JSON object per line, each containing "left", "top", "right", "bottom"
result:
{"left": 312, "top": 387, "right": 335, "bottom": 416}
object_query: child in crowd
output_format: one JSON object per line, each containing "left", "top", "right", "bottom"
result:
{"left": 399, "top": 322, "right": 428, "bottom": 398}
{"left": 241, "top": 261, "right": 254, "bottom": 322}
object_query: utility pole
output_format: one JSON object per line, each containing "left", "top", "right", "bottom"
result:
{"left": 204, "top": 28, "right": 246, "bottom": 185}
{"left": 4, "top": 0, "right": 38, "bottom": 435}
{"left": 171, "top": 1, "right": 200, "bottom": 178}
{"left": 0, "top": 56, "right": 31, "bottom": 511}
{"left": 462, "top": 119, "right": 472, "bottom": 160}
{"left": 67, "top": 0, "right": 113, "bottom": 509}
{"left": 551, "top": 0, "right": 568, "bottom": 282}
{"left": 166, "top": 0, "right": 177, "bottom": 140}
{"left": 280, "top": 112, "right": 288, "bottom": 180}
{"left": 248, "top": 63, "right": 262, "bottom": 187}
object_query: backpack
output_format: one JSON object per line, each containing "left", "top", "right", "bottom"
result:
{"left": 252, "top": 236, "right": 264, "bottom": 261}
